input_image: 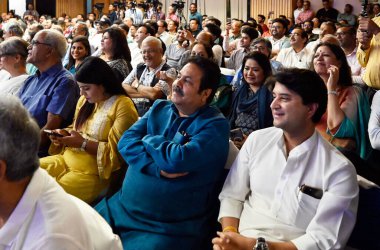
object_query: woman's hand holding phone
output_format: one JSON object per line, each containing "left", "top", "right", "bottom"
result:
{"left": 44, "top": 129, "right": 70, "bottom": 146}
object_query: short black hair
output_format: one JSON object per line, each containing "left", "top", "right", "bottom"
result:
{"left": 241, "top": 27, "right": 259, "bottom": 41}
{"left": 258, "top": 14, "right": 266, "bottom": 21}
{"left": 187, "top": 56, "right": 221, "bottom": 104}
{"left": 139, "top": 23, "right": 155, "bottom": 36}
{"left": 205, "top": 23, "right": 221, "bottom": 38}
{"left": 274, "top": 68, "right": 327, "bottom": 123}
{"left": 272, "top": 18, "right": 289, "bottom": 34}
{"left": 190, "top": 18, "right": 199, "bottom": 25}
{"left": 158, "top": 20, "right": 167, "bottom": 29}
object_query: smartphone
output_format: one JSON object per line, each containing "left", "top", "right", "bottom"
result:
{"left": 230, "top": 128, "right": 244, "bottom": 141}
{"left": 299, "top": 184, "right": 323, "bottom": 199}
{"left": 43, "top": 129, "right": 64, "bottom": 137}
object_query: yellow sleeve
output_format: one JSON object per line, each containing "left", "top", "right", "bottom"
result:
{"left": 96, "top": 96, "right": 138, "bottom": 179}
{"left": 48, "top": 96, "right": 86, "bottom": 155}
{"left": 356, "top": 44, "right": 369, "bottom": 67}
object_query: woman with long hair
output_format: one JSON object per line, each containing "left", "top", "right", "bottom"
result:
{"left": 40, "top": 57, "right": 138, "bottom": 203}
{"left": 228, "top": 52, "right": 273, "bottom": 148}
{"left": 313, "top": 42, "right": 371, "bottom": 159}
{"left": 64, "top": 35, "right": 91, "bottom": 74}
{"left": 100, "top": 27, "right": 132, "bottom": 83}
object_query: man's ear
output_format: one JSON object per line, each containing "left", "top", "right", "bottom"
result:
{"left": 201, "top": 88, "right": 212, "bottom": 103}
{"left": 0, "top": 160, "right": 7, "bottom": 181}
{"left": 307, "top": 103, "right": 319, "bottom": 120}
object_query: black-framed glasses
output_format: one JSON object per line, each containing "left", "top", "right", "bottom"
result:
{"left": 30, "top": 40, "right": 51, "bottom": 47}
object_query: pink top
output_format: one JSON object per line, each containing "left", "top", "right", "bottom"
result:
{"left": 296, "top": 10, "right": 314, "bottom": 24}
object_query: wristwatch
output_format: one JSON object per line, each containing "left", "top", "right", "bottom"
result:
{"left": 253, "top": 237, "right": 269, "bottom": 250}
{"left": 80, "top": 138, "right": 88, "bottom": 152}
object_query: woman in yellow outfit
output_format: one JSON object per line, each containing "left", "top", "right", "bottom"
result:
{"left": 40, "top": 56, "right": 138, "bottom": 203}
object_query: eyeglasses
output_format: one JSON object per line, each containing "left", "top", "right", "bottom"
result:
{"left": 30, "top": 40, "right": 51, "bottom": 47}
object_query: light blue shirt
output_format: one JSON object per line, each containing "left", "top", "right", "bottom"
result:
{"left": 18, "top": 63, "right": 79, "bottom": 128}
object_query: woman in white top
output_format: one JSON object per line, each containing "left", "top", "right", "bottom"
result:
{"left": 0, "top": 37, "right": 29, "bottom": 95}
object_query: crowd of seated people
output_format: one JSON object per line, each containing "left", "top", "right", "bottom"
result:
{"left": 1, "top": 0, "right": 380, "bottom": 248}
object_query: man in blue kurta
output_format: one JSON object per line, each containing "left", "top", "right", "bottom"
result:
{"left": 18, "top": 29, "right": 79, "bottom": 156}
{"left": 96, "top": 57, "right": 230, "bottom": 249}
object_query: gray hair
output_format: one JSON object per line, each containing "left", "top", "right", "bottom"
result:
{"left": 251, "top": 37, "right": 272, "bottom": 58}
{"left": 3, "top": 21, "right": 24, "bottom": 37}
{"left": 142, "top": 36, "right": 163, "bottom": 50}
{"left": 0, "top": 95, "right": 40, "bottom": 181}
{"left": 0, "top": 37, "right": 29, "bottom": 62}
{"left": 37, "top": 29, "right": 68, "bottom": 59}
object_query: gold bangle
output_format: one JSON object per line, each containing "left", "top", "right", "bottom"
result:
{"left": 222, "top": 226, "right": 238, "bottom": 233}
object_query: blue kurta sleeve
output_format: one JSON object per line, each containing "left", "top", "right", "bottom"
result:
{"left": 141, "top": 118, "right": 229, "bottom": 173}
{"left": 117, "top": 108, "right": 160, "bottom": 177}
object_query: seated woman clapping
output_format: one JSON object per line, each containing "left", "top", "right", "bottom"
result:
{"left": 228, "top": 52, "right": 273, "bottom": 149}
{"left": 40, "top": 57, "right": 138, "bottom": 203}
{"left": 313, "top": 42, "right": 371, "bottom": 159}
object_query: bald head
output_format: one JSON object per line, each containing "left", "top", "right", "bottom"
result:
{"left": 141, "top": 36, "right": 163, "bottom": 69}
{"left": 196, "top": 31, "right": 213, "bottom": 46}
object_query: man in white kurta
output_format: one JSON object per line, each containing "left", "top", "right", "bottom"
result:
{"left": 213, "top": 68, "right": 359, "bottom": 250}
{"left": 0, "top": 95, "right": 122, "bottom": 250}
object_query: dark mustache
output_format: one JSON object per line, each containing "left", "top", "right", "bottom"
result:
{"left": 173, "top": 85, "right": 184, "bottom": 96}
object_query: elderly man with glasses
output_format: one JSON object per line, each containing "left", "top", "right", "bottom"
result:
{"left": 122, "top": 36, "right": 175, "bottom": 116}
{"left": 18, "top": 30, "right": 79, "bottom": 157}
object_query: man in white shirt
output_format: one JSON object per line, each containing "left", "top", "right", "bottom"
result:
{"left": 293, "top": 0, "right": 304, "bottom": 21}
{"left": 156, "top": 20, "right": 173, "bottom": 48}
{"left": 337, "top": 25, "right": 365, "bottom": 84}
{"left": 306, "top": 20, "right": 336, "bottom": 52}
{"left": 0, "top": 95, "right": 122, "bottom": 250}
{"left": 123, "top": 37, "right": 173, "bottom": 116}
{"left": 124, "top": 1, "right": 143, "bottom": 25}
{"left": 129, "top": 24, "right": 154, "bottom": 69}
{"left": 212, "top": 68, "right": 359, "bottom": 250}
{"left": 226, "top": 27, "right": 259, "bottom": 71}
{"left": 276, "top": 27, "right": 313, "bottom": 70}
{"left": 268, "top": 18, "right": 291, "bottom": 57}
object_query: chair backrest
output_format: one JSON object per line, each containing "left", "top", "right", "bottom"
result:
{"left": 224, "top": 140, "right": 239, "bottom": 170}
{"left": 347, "top": 186, "right": 380, "bottom": 250}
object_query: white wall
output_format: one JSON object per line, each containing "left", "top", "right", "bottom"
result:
{"left": 9, "top": 0, "right": 26, "bottom": 17}
{"left": 310, "top": 0, "right": 363, "bottom": 16}
{"left": 161, "top": 0, "right": 247, "bottom": 28}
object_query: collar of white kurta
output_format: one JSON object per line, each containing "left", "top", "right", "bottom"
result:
{"left": 0, "top": 169, "right": 44, "bottom": 247}
{"left": 276, "top": 130, "right": 319, "bottom": 160}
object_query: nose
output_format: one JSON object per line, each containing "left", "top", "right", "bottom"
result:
{"left": 270, "top": 96, "right": 279, "bottom": 110}
{"left": 174, "top": 77, "right": 183, "bottom": 88}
